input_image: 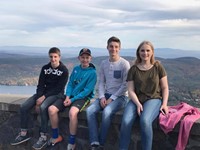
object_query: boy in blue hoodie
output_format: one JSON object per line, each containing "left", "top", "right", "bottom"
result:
{"left": 48, "top": 48, "right": 97, "bottom": 150}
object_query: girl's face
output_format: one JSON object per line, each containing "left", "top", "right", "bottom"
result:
{"left": 49, "top": 53, "right": 60, "bottom": 68}
{"left": 139, "top": 44, "right": 153, "bottom": 62}
{"left": 78, "top": 54, "right": 92, "bottom": 68}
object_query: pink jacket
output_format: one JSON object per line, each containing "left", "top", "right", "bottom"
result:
{"left": 159, "top": 102, "right": 200, "bottom": 150}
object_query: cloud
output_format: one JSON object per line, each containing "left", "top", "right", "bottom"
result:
{"left": 0, "top": 0, "right": 200, "bottom": 50}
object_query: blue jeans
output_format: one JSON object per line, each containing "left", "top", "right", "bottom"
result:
{"left": 86, "top": 93, "right": 127, "bottom": 146}
{"left": 20, "top": 94, "right": 63, "bottom": 133}
{"left": 119, "top": 99, "right": 161, "bottom": 150}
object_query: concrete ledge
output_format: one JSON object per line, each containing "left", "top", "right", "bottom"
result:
{"left": 0, "top": 94, "right": 200, "bottom": 150}
{"left": 0, "top": 94, "right": 124, "bottom": 124}
{"left": 0, "top": 94, "right": 29, "bottom": 111}
{"left": 0, "top": 94, "right": 200, "bottom": 129}
{"left": 1, "top": 94, "right": 200, "bottom": 132}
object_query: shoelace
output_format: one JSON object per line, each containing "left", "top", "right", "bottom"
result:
{"left": 16, "top": 133, "right": 26, "bottom": 140}
{"left": 49, "top": 138, "right": 55, "bottom": 146}
{"left": 15, "top": 134, "right": 21, "bottom": 140}
{"left": 36, "top": 137, "right": 45, "bottom": 144}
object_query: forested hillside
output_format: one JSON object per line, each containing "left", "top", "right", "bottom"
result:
{"left": 0, "top": 54, "right": 200, "bottom": 106}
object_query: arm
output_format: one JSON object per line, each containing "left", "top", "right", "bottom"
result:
{"left": 97, "top": 62, "right": 108, "bottom": 108}
{"left": 36, "top": 67, "right": 46, "bottom": 99}
{"left": 66, "top": 68, "right": 75, "bottom": 97}
{"left": 160, "top": 76, "right": 169, "bottom": 115}
{"left": 98, "top": 62, "right": 106, "bottom": 99}
{"left": 128, "top": 81, "right": 143, "bottom": 116}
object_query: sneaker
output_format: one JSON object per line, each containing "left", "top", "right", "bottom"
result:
{"left": 32, "top": 136, "right": 47, "bottom": 150}
{"left": 10, "top": 133, "right": 31, "bottom": 145}
{"left": 98, "top": 145, "right": 104, "bottom": 150}
{"left": 48, "top": 135, "right": 63, "bottom": 146}
{"left": 90, "top": 144, "right": 99, "bottom": 150}
{"left": 67, "top": 143, "right": 76, "bottom": 150}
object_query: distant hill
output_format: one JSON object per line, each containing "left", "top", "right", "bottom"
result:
{"left": 0, "top": 46, "right": 200, "bottom": 59}
{"left": 0, "top": 53, "right": 199, "bottom": 106}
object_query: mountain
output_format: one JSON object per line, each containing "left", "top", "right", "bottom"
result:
{"left": 0, "top": 46, "right": 200, "bottom": 59}
{"left": 0, "top": 53, "right": 200, "bottom": 106}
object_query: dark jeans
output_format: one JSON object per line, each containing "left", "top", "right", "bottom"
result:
{"left": 20, "top": 94, "right": 64, "bottom": 133}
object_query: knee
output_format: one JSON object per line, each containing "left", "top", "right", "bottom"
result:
{"left": 86, "top": 108, "right": 90, "bottom": 118}
{"left": 48, "top": 105, "right": 58, "bottom": 116}
{"left": 122, "top": 114, "right": 133, "bottom": 126}
{"left": 86, "top": 106, "right": 92, "bottom": 114}
{"left": 86, "top": 105, "right": 96, "bottom": 117}
{"left": 140, "top": 117, "right": 151, "bottom": 128}
{"left": 102, "top": 107, "right": 112, "bottom": 118}
{"left": 40, "top": 104, "right": 48, "bottom": 113}
{"left": 69, "top": 110, "right": 78, "bottom": 120}
{"left": 20, "top": 105, "right": 28, "bottom": 113}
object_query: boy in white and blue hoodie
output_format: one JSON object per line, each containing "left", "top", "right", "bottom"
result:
{"left": 48, "top": 48, "right": 97, "bottom": 150}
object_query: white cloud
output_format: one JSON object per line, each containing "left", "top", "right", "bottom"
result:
{"left": 0, "top": 0, "right": 200, "bottom": 50}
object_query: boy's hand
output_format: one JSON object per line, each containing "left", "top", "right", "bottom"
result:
{"left": 63, "top": 97, "right": 71, "bottom": 106}
{"left": 106, "top": 98, "right": 113, "bottom": 105}
{"left": 35, "top": 105, "right": 40, "bottom": 114}
{"left": 35, "top": 95, "right": 45, "bottom": 114}
{"left": 100, "top": 98, "right": 107, "bottom": 108}
{"left": 36, "top": 95, "right": 45, "bottom": 106}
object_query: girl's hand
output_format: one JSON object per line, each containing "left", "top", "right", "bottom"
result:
{"left": 160, "top": 105, "right": 169, "bottom": 115}
{"left": 136, "top": 103, "right": 143, "bottom": 116}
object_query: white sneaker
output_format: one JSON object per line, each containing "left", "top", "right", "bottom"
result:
{"left": 67, "top": 143, "right": 76, "bottom": 150}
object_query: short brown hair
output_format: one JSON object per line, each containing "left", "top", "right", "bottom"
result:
{"left": 107, "top": 36, "right": 121, "bottom": 47}
{"left": 48, "top": 47, "right": 61, "bottom": 56}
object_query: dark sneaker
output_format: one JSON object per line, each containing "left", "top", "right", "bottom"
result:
{"left": 32, "top": 136, "right": 47, "bottom": 150}
{"left": 90, "top": 144, "right": 99, "bottom": 150}
{"left": 10, "top": 133, "right": 31, "bottom": 145}
{"left": 48, "top": 135, "right": 63, "bottom": 146}
{"left": 98, "top": 145, "right": 104, "bottom": 150}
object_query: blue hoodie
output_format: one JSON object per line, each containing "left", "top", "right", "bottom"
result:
{"left": 66, "top": 63, "right": 97, "bottom": 102}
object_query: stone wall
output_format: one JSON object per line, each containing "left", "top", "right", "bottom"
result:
{"left": 0, "top": 95, "right": 200, "bottom": 150}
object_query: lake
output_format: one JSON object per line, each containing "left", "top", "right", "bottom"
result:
{"left": 0, "top": 85, "right": 36, "bottom": 95}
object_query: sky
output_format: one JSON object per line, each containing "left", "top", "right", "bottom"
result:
{"left": 0, "top": 0, "right": 200, "bottom": 51}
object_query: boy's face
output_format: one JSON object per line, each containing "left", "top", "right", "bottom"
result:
{"left": 107, "top": 41, "right": 120, "bottom": 57}
{"left": 78, "top": 54, "right": 92, "bottom": 68}
{"left": 49, "top": 53, "right": 60, "bottom": 68}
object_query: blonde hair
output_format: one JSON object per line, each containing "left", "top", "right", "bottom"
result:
{"left": 134, "top": 41, "right": 159, "bottom": 65}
